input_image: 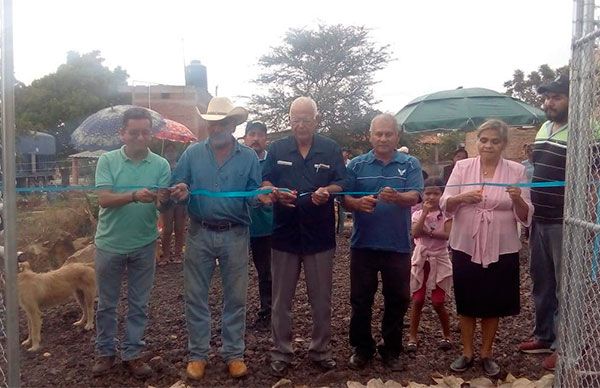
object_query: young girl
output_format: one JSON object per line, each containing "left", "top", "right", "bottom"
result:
{"left": 407, "top": 177, "right": 453, "bottom": 352}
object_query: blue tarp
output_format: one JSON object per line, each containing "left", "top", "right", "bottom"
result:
{"left": 16, "top": 131, "right": 56, "bottom": 155}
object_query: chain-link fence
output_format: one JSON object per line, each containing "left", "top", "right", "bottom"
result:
{"left": 557, "top": 0, "right": 600, "bottom": 386}
{"left": 0, "top": 269, "right": 8, "bottom": 387}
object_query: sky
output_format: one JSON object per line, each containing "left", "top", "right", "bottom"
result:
{"left": 13, "top": 0, "right": 573, "bottom": 120}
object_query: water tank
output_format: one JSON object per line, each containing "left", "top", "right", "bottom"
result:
{"left": 185, "top": 60, "right": 207, "bottom": 90}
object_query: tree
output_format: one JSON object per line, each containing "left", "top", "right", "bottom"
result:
{"left": 15, "top": 51, "right": 129, "bottom": 156}
{"left": 249, "top": 24, "right": 392, "bottom": 147}
{"left": 504, "top": 64, "right": 568, "bottom": 108}
{"left": 327, "top": 109, "right": 380, "bottom": 156}
{"left": 400, "top": 131, "right": 465, "bottom": 165}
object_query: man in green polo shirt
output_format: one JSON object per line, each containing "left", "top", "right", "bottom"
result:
{"left": 91, "top": 107, "right": 184, "bottom": 378}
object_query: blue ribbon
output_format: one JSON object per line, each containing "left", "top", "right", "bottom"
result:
{"left": 8, "top": 180, "right": 567, "bottom": 196}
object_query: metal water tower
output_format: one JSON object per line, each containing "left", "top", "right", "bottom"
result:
{"left": 185, "top": 60, "right": 208, "bottom": 91}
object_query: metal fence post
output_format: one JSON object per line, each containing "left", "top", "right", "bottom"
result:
{"left": 558, "top": 0, "right": 600, "bottom": 386}
{"left": 1, "top": 0, "right": 20, "bottom": 386}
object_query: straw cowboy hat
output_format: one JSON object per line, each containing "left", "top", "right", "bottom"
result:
{"left": 196, "top": 97, "right": 248, "bottom": 126}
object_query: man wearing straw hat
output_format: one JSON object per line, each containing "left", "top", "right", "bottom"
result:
{"left": 170, "top": 97, "right": 272, "bottom": 380}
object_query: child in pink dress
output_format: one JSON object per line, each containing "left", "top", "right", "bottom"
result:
{"left": 407, "top": 177, "right": 453, "bottom": 352}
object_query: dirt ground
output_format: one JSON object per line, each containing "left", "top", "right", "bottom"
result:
{"left": 19, "top": 227, "right": 547, "bottom": 388}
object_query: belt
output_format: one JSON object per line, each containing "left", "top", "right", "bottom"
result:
{"left": 193, "top": 218, "right": 241, "bottom": 232}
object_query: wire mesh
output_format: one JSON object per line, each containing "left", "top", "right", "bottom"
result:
{"left": 557, "top": 1, "right": 600, "bottom": 386}
{"left": 0, "top": 270, "right": 7, "bottom": 387}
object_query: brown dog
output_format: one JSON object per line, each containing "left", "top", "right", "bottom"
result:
{"left": 18, "top": 261, "right": 96, "bottom": 351}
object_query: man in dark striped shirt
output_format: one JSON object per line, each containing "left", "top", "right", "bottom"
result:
{"left": 518, "top": 74, "right": 569, "bottom": 372}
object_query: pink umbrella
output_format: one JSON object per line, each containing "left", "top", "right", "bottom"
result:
{"left": 154, "top": 119, "right": 198, "bottom": 143}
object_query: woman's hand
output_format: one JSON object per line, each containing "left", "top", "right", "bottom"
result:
{"left": 459, "top": 189, "right": 483, "bottom": 205}
{"left": 506, "top": 186, "right": 522, "bottom": 202}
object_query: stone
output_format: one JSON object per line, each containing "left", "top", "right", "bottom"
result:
{"left": 468, "top": 377, "right": 495, "bottom": 387}
{"left": 271, "top": 378, "right": 293, "bottom": 388}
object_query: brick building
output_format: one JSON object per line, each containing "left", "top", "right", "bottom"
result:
{"left": 465, "top": 126, "right": 539, "bottom": 162}
{"left": 120, "top": 60, "right": 213, "bottom": 141}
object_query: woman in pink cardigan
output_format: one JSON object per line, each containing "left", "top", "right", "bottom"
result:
{"left": 440, "top": 119, "right": 532, "bottom": 377}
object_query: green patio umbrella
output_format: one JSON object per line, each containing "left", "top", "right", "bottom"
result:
{"left": 395, "top": 87, "right": 546, "bottom": 133}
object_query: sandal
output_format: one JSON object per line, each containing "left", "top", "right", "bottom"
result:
{"left": 405, "top": 342, "right": 418, "bottom": 353}
{"left": 482, "top": 357, "right": 500, "bottom": 377}
{"left": 438, "top": 338, "right": 452, "bottom": 351}
{"left": 450, "top": 355, "right": 473, "bottom": 373}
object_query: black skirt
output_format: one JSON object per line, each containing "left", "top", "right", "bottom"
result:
{"left": 452, "top": 249, "right": 520, "bottom": 318}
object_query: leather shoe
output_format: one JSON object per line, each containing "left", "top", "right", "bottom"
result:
{"left": 186, "top": 360, "right": 207, "bottom": 380}
{"left": 92, "top": 356, "right": 115, "bottom": 377}
{"left": 123, "top": 358, "right": 153, "bottom": 379}
{"left": 270, "top": 360, "right": 289, "bottom": 377}
{"left": 348, "top": 353, "right": 371, "bottom": 370}
{"left": 251, "top": 314, "right": 271, "bottom": 331}
{"left": 313, "top": 358, "right": 337, "bottom": 371}
{"left": 227, "top": 359, "right": 248, "bottom": 378}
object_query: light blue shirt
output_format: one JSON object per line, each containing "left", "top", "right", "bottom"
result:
{"left": 170, "top": 139, "right": 262, "bottom": 226}
{"left": 249, "top": 154, "right": 273, "bottom": 237}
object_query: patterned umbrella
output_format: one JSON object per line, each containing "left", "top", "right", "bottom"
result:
{"left": 154, "top": 119, "right": 197, "bottom": 143}
{"left": 71, "top": 105, "right": 166, "bottom": 151}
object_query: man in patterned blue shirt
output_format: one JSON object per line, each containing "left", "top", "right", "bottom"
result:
{"left": 343, "top": 113, "right": 424, "bottom": 371}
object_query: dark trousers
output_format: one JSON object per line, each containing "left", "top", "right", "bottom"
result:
{"left": 530, "top": 221, "right": 563, "bottom": 348}
{"left": 250, "top": 235, "right": 272, "bottom": 316}
{"left": 349, "top": 248, "right": 411, "bottom": 358}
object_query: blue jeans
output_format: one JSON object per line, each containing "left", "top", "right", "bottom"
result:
{"left": 529, "top": 221, "right": 563, "bottom": 349}
{"left": 184, "top": 221, "right": 249, "bottom": 362}
{"left": 95, "top": 242, "right": 156, "bottom": 361}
